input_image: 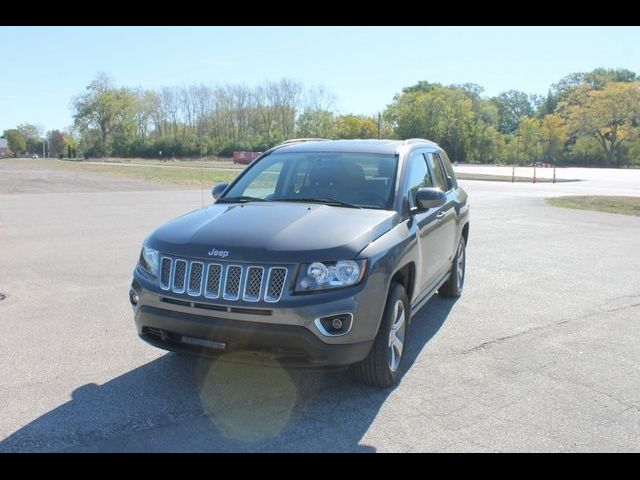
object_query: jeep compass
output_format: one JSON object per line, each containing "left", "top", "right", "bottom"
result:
{"left": 130, "top": 138, "right": 469, "bottom": 387}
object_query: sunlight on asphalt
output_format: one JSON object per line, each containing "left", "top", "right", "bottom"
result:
{"left": 197, "top": 353, "right": 297, "bottom": 442}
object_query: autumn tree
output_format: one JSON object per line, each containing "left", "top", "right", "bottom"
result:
{"left": 539, "top": 114, "right": 568, "bottom": 164}
{"left": 564, "top": 82, "right": 640, "bottom": 167}
{"left": 334, "top": 114, "right": 378, "bottom": 139}
{"left": 518, "top": 117, "right": 542, "bottom": 164}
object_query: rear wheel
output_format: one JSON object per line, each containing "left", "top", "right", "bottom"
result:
{"left": 439, "top": 236, "right": 466, "bottom": 298}
{"left": 352, "top": 283, "right": 409, "bottom": 388}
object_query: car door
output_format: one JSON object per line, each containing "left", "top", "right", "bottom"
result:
{"left": 403, "top": 150, "right": 446, "bottom": 295}
{"left": 425, "top": 151, "right": 458, "bottom": 278}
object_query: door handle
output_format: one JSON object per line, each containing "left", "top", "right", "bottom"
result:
{"left": 436, "top": 211, "right": 446, "bottom": 219}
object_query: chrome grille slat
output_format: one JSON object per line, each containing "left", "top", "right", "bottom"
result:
{"left": 160, "top": 257, "right": 287, "bottom": 303}
{"left": 243, "top": 266, "right": 264, "bottom": 302}
{"left": 160, "top": 257, "right": 172, "bottom": 290}
{"left": 265, "top": 267, "right": 287, "bottom": 303}
{"left": 187, "top": 262, "right": 204, "bottom": 296}
{"left": 204, "top": 263, "right": 223, "bottom": 299}
{"left": 223, "top": 265, "right": 243, "bottom": 300}
{"left": 172, "top": 260, "right": 187, "bottom": 293}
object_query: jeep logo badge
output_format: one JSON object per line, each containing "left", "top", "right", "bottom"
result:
{"left": 208, "top": 248, "right": 230, "bottom": 258}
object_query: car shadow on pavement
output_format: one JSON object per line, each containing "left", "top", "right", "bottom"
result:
{"left": 0, "top": 296, "right": 457, "bottom": 453}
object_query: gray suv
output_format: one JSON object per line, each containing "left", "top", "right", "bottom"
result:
{"left": 130, "top": 139, "right": 469, "bottom": 387}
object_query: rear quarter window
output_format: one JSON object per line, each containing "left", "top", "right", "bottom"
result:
{"left": 439, "top": 151, "right": 457, "bottom": 189}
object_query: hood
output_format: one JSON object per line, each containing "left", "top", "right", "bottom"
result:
{"left": 148, "top": 202, "right": 397, "bottom": 263}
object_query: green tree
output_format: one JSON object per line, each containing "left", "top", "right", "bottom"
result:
{"left": 73, "top": 73, "right": 139, "bottom": 157}
{"left": 518, "top": 117, "right": 542, "bottom": 164}
{"left": 16, "top": 123, "right": 42, "bottom": 154}
{"left": 17, "top": 123, "right": 41, "bottom": 140}
{"left": 564, "top": 82, "right": 640, "bottom": 167}
{"left": 3, "top": 129, "right": 26, "bottom": 156}
{"left": 334, "top": 114, "right": 378, "bottom": 139}
{"left": 297, "top": 109, "right": 335, "bottom": 138}
{"left": 386, "top": 85, "right": 475, "bottom": 162}
{"left": 491, "top": 90, "right": 534, "bottom": 134}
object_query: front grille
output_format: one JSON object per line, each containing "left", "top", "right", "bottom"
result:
{"left": 159, "top": 257, "right": 289, "bottom": 303}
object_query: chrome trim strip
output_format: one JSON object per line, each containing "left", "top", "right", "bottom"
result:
{"left": 313, "top": 313, "right": 354, "bottom": 337}
{"left": 187, "top": 261, "right": 204, "bottom": 297}
{"left": 264, "top": 267, "right": 288, "bottom": 303}
{"left": 242, "top": 266, "right": 265, "bottom": 302}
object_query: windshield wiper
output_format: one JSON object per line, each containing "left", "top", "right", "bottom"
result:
{"left": 216, "top": 196, "right": 266, "bottom": 204}
{"left": 275, "top": 197, "right": 362, "bottom": 209}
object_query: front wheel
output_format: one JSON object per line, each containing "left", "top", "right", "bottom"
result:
{"left": 352, "top": 283, "right": 409, "bottom": 388}
{"left": 439, "top": 236, "right": 466, "bottom": 298}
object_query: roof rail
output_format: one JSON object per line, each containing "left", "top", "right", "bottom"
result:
{"left": 279, "top": 138, "right": 329, "bottom": 145}
{"left": 403, "top": 138, "right": 439, "bottom": 146}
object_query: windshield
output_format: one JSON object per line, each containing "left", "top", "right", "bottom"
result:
{"left": 222, "top": 152, "right": 398, "bottom": 209}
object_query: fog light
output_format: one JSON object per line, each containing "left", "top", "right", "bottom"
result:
{"left": 129, "top": 289, "right": 139, "bottom": 306}
{"left": 315, "top": 313, "right": 353, "bottom": 337}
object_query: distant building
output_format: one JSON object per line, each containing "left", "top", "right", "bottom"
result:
{"left": 0, "top": 138, "right": 9, "bottom": 157}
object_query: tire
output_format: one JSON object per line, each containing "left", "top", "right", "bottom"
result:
{"left": 439, "top": 236, "right": 466, "bottom": 298}
{"left": 352, "top": 283, "right": 409, "bottom": 388}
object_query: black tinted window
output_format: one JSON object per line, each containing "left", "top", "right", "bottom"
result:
{"left": 406, "top": 152, "right": 434, "bottom": 208}
{"left": 225, "top": 152, "right": 398, "bottom": 209}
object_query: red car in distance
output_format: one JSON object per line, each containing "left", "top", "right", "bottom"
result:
{"left": 233, "top": 151, "right": 262, "bottom": 165}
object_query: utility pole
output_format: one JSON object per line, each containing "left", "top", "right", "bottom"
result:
{"left": 513, "top": 129, "right": 519, "bottom": 183}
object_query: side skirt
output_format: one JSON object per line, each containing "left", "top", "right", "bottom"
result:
{"left": 409, "top": 269, "right": 451, "bottom": 319}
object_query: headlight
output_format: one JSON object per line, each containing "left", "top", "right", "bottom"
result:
{"left": 295, "top": 260, "right": 366, "bottom": 292}
{"left": 139, "top": 245, "right": 159, "bottom": 276}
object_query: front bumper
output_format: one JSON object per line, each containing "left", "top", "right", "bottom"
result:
{"left": 130, "top": 267, "right": 387, "bottom": 367}
{"left": 134, "top": 305, "right": 373, "bottom": 367}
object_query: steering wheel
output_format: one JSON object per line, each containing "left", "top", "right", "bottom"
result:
{"left": 353, "top": 190, "right": 386, "bottom": 206}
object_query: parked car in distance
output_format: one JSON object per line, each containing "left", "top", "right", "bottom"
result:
{"left": 130, "top": 138, "right": 470, "bottom": 387}
{"left": 232, "top": 151, "right": 262, "bottom": 165}
{"left": 32, "top": 154, "right": 39, "bottom": 159}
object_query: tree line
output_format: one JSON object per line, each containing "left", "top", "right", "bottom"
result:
{"left": 2, "top": 67, "right": 639, "bottom": 167}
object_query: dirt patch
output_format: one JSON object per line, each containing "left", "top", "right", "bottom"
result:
{"left": 0, "top": 158, "right": 198, "bottom": 194}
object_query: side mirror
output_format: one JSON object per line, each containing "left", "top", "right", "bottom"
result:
{"left": 211, "top": 183, "right": 229, "bottom": 200}
{"left": 415, "top": 188, "right": 446, "bottom": 211}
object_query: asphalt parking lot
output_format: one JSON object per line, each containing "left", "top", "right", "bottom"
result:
{"left": 1, "top": 159, "right": 639, "bottom": 452}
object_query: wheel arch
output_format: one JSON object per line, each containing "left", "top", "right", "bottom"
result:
{"left": 461, "top": 222, "right": 469, "bottom": 246}
{"left": 390, "top": 262, "right": 416, "bottom": 304}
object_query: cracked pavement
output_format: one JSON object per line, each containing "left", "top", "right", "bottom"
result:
{"left": 1, "top": 160, "right": 639, "bottom": 452}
